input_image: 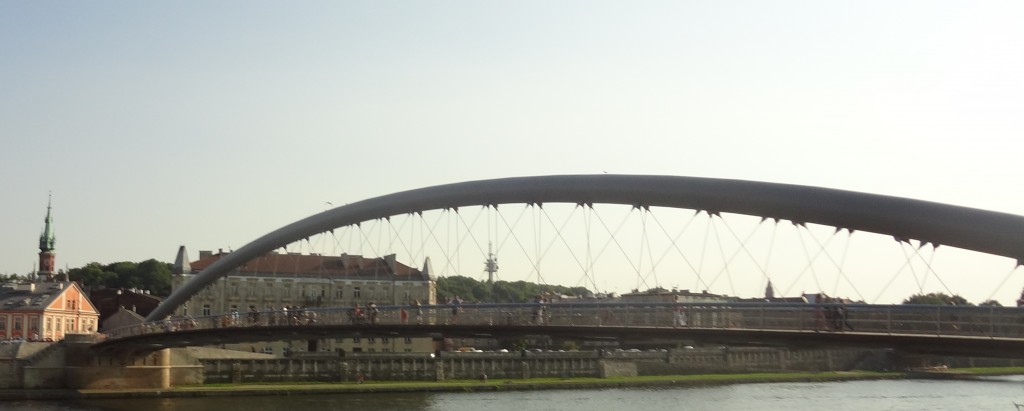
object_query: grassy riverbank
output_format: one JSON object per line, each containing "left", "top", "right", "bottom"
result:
{"left": 3, "top": 368, "right": 1021, "bottom": 400}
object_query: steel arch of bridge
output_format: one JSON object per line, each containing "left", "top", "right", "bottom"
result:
{"left": 147, "top": 174, "right": 1024, "bottom": 321}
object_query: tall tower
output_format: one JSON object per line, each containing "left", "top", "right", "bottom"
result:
{"left": 38, "top": 194, "right": 57, "bottom": 282}
{"left": 483, "top": 242, "right": 499, "bottom": 283}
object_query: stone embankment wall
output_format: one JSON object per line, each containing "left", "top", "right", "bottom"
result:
{"left": 634, "top": 347, "right": 870, "bottom": 376}
{"left": 0, "top": 342, "right": 64, "bottom": 389}
{"left": 199, "top": 347, "right": 877, "bottom": 384}
{"left": 4, "top": 344, "right": 1022, "bottom": 389}
{"left": 202, "top": 351, "right": 605, "bottom": 383}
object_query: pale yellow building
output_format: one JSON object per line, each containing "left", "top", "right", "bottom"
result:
{"left": 171, "top": 247, "right": 437, "bottom": 355}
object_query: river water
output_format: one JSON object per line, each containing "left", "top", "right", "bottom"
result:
{"left": 7, "top": 376, "right": 1024, "bottom": 411}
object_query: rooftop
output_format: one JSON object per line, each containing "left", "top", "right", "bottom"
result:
{"left": 188, "top": 251, "right": 430, "bottom": 282}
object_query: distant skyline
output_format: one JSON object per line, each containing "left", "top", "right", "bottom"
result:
{"left": 2, "top": 2, "right": 1023, "bottom": 302}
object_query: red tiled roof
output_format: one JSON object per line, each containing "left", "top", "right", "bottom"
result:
{"left": 190, "top": 252, "right": 424, "bottom": 280}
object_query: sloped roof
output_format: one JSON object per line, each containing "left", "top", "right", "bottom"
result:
{"left": 189, "top": 252, "right": 428, "bottom": 281}
{"left": 0, "top": 282, "right": 79, "bottom": 312}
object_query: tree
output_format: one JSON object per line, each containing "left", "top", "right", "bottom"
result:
{"left": 979, "top": 299, "right": 1003, "bottom": 307}
{"left": 435, "top": 275, "right": 593, "bottom": 303}
{"left": 0, "top": 273, "right": 30, "bottom": 284}
{"left": 67, "top": 259, "right": 174, "bottom": 296}
{"left": 902, "top": 292, "right": 973, "bottom": 306}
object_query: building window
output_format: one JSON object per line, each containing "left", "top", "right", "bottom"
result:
{"left": 0, "top": 316, "right": 6, "bottom": 331}
{"left": 263, "top": 347, "right": 273, "bottom": 354}
{"left": 404, "top": 337, "right": 412, "bottom": 344}
{"left": 56, "top": 319, "right": 62, "bottom": 331}
{"left": 45, "top": 318, "right": 51, "bottom": 331}
{"left": 382, "top": 337, "right": 389, "bottom": 343}
{"left": 353, "top": 287, "right": 361, "bottom": 299}
{"left": 335, "top": 289, "right": 343, "bottom": 299}
{"left": 368, "top": 337, "right": 375, "bottom": 343}
{"left": 353, "top": 337, "right": 361, "bottom": 343}
{"left": 202, "top": 304, "right": 211, "bottom": 316}
{"left": 404, "top": 349, "right": 412, "bottom": 353}
{"left": 29, "top": 317, "right": 39, "bottom": 332}
{"left": 14, "top": 317, "right": 23, "bottom": 331}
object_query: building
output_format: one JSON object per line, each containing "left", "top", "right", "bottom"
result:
{"left": 171, "top": 246, "right": 437, "bottom": 354}
{"left": 0, "top": 198, "right": 100, "bottom": 341}
{"left": 0, "top": 282, "right": 100, "bottom": 341}
{"left": 90, "top": 288, "right": 163, "bottom": 331}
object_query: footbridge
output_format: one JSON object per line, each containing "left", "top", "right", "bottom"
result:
{"left": 112, "top": 175, "right": 1024, "bottom": 358}
{"left": 99, "top": 302, "right": 1024, "bottom": 357}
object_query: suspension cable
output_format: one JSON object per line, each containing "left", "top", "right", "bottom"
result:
{"left": 910, "top": 243, "right": 956, "bottom": 298}
{"left": 764, "top": 219, "right": 779, "bottom": 297}
{"left": 872, "top": 256, "right": 915, "bottom": 304}
{"left": 802, "top": 227, "right": 865, "bottom": 302}
{"left": 591, "top": 205, "right": 643, "bottom": 289}
{"left": 697, "top": 212, "right": 711, "bottom": 292}
{"left": 495, "top": 205, "right": 542, "bottom": 283}
{"left": 648, "top": 209, "right": 709, "bottom": 292}
{"left": 539, "top": 205, "right": 596, "bottom": 291}
{"left": 792, "top": 224, "right": 824, "bottom": 295}
{"left": 716, "top": 214, "right": 772, "bottom": 287}
{"left": 899, "top": 243, "right": 925, "bottom": 294}
{"left": 706, "top": 215, "right": 737, "bottom": 296}
{"left": 984, "top": 264, "right": 1022, "bottom": 304}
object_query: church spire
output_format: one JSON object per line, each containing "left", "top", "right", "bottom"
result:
{"left": 38, "top": 194, "right": 57, "bottom": 282}
{"left": 39, "top": 193, "right": 56, "bottom": 252}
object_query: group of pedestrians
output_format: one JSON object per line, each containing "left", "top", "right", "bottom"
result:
{"left": 347, "top": 300, "right": 427, "bottom": 325}
{"left": 532, "top": 295, "right": 548, "bottom": 325}
{"left": 347, "top": 302, "right": 380, "bottom": 324}
{"left": 267, "top": 305, "right": 316, "bottom": 325}
{"left": 814, "top": 294, "right": 854, "bottom": 332}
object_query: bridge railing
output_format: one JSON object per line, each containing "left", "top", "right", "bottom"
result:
{"left": 101, "top": 302, "right": 1024, "bottom": 342}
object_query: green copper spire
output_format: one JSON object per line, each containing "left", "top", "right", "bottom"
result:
{"left": 39, "top": 193, "right": 56, "bottom": 252}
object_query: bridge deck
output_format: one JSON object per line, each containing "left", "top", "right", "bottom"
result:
{"left": 97, "top": 303, "right": 1024, "bottom": 358}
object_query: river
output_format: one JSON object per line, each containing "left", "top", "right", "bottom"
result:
{"left": 6, "top": 376, "right": 1024, "bottom": 411}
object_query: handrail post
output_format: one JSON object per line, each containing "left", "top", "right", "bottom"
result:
{"left": 759, "top": 305, "right": 764, "bottom": 330}
{"left": 886, "top": 306, "right": 892, "bottom": 335}
{"left": 794, "top": 303, "right": 802, "bottom": 330}
{"left": 988, "top": 305, "right": 995, "bottom": 338}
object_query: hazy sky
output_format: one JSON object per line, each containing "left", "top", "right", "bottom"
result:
{"left": 2, "top": 2, "right": 1023, "bottom": 300}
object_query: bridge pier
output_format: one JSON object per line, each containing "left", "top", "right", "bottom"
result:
{"left": 159, "top": 349, "right": 171, "bottom": 389}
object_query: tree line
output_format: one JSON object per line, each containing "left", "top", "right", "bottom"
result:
{"left": 435, "top": 275, "right": 592, "bottom": 303}
{"left": 901, "top": 292, "right": 1003, "bottom": 307}
{"left": 66, "top": 260, "right": 174, "bottom": 296}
